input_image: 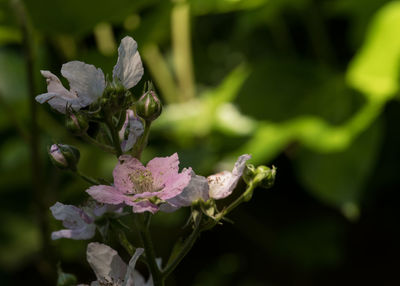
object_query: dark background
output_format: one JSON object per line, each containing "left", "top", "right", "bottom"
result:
{"left": 1, "top": 0, "right": 400, "bottom": 285}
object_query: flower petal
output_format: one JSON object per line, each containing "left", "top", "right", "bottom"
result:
{"left": 208, "top": 154, "right": 251, "bottom": 199}
{"left": 86, "top": 185, "right": 128, "bottom": 205}
{"left": 157, "top": 167, "right": 192, "bottom": 200}
{"left": 113, "top": 155, "right": 146, "bottom": 194}
{"left": 61, "top": 61, "right": 105, "bottom": 107}
{"left": 123, "top": 248, "right": 144, "bottom": 286}
{"left": 87, "top": 243, "right": 127, "bottom": 284}
{"left": 119, "top": 110, "right": 144, "bottom": 152}
{"left": 147, "top": 153, "right": 179, "bottom": 189}
{"left": 36, "top": 71, "right": 81, "bottom": 113}
{"left": 161, "top": 170, "right": 209, "bottom": 212}
{"left": 130, "top": 200, "right": 159, "bottom": 214}
{"left": 113, "top": 36, "right": 144, "bottom": 89}
{"left": 50, "top": 202, "right": 95, "bottom": 240}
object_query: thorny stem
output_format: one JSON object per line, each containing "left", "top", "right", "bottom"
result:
{"left": 162, "top": 211, "right": 203, "bottom": 279}
{"left": 135, "top": 214, "right": 164, "bottom": 286}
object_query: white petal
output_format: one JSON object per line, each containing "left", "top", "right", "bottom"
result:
{"left": 36, "top": 71, "right": 81, "bottom": 113}
{"left": 119, "top": 110, "right": 144, "bottom": 152}
{"left": 161, "top": 170, "right": 210, "bottom": 212}
{"left": 61, "top": 61, "right": 105, "bottom": 107}
{"left": 87, "top": 243, "right": 127, "bottom": 284}
{"left": 113, "top": 36, "right": 144, "bottom": 89}
{"left": 208, "top": 154, "right": 251, "bottom": 199}
{"left": 123, "top": 248, "right": 145, "bottom": 286}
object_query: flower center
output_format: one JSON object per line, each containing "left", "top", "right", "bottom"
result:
{"left": 129, "top": 169, "right": 155, "bottom": 193}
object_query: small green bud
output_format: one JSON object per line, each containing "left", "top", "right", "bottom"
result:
{"left": 57, "top": 264, "right": 77, "bottom": 286}
{"left": 65, "top": 113, "right": 88, "bottom": 134}
{"left": 136, "top": 82, "right": 162, "bottom": 121}
{"left": 48, "top": 144, "right": 80, "bottom": 171}
{"left": 243, "top": 164, "right": 276, "bottom": 189}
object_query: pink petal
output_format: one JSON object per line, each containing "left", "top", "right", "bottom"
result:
{"left": 147, "top": 153, "right": 179, "bottom": 189}
{"left": 113, "top": 155, "right": 146, "bottom": 193}
{"left": 131, "top": 201, "right": 159, "bottom": 214}
{"left": 158, "top": 167, "right": 192, "bottom": 200}
{"left": 86, "top": 185, "right": 127, "bottom": 205}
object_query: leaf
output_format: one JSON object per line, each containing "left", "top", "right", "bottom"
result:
{"left": 294, "top": 120, "right": 382, "bottom": 218}
{"left": 347, "top": 1, "right": 400, "bottom": 100}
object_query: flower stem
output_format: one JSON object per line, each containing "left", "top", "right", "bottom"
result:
{"left": 133, "top": 120, "right": 152, "bottom": 160}
{"left": 76, "top": 170, "right": 100, "bottom": 185}
{"left": 81, "top": 133, "right": 116, "bottom": 154}
{"left": 162, "top": 211, "right": 202, "bottom": 279}
{"left": 135, "top": 214, "right": 164, "bottom": 286}
{"left": 105, "top": 113, "right": 122, "bottom": 157}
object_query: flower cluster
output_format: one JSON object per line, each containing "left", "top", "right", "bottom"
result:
{"left": 39, "top": 36, "right": 276, "bottom": 285}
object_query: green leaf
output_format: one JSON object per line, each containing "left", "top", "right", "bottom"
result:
{"left": 347, "top": 1, "right": 400, "bottom": 99}
{"left": 294, "top": 120, "right": 382, "bottom": 218}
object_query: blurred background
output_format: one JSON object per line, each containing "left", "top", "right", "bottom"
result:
{"left": 1, "top": 0, "right": 400, "bottom": 285}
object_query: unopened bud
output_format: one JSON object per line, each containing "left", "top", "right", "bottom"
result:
{"left": 243, "top": 164, "right": 276, "bottom": 189}
{"left": 136, "top": 82, "right": 162, "bottom": 121}
{"left": 65, "top": 113, "right": 88, "bottom": 134}
{"left": 49, "top": 144, "right": 80, "bottom": 171}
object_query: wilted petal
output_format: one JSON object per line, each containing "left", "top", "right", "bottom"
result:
{"left": 87, "top": 243, "right": 127, "bottom": 284}
{"left": 113, "top": 36, "right": 144, "bottom": 89}
{"left": 123, "top": 248, "right": 144, "bottom": 286}
{"left": 61, "top": 61, "right": 105, "bottom": 107}
{"left": 119, "top": 110, "right": 144, "bottom": 152}
{"left": 50, "top": 202, "right": 95, "bottom": 240}
{"left": 161, "top": 170, "right": 209, "bottom": 212}
{"left": 208, "top": 154, "right": 251, "bottom": 199}
{"left": 86, "top": 185, "right": 128, "bottom": 205}
{"left": 113, "top": 155, "right": 146, "bottom": 194}
{"left": 36, "top": 71, "right": 81, "bottom": 113}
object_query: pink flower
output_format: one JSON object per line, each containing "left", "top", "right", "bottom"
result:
{"left": 160, "top": 154, "right": 251, "bottom": 212}
{"left": 87, "top": 153, "right": 192, "bottom": 214}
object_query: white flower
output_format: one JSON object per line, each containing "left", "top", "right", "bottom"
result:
{"left": 82, "top": 243, "right": 154, "bottom": 286}
{"left": 119, "top": 110, "right": 144, "bottom": 152}
{"left": 161, "top": 154, "right": 251, "bottom": 212}
{"left": 36, "top": 36, "right": 144, "bottom": 114}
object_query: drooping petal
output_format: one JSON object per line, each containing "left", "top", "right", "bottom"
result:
{"left": 36, "top": 71, "right": 81, "bottom": 113}
{"left": 161, "top": 170, "right": 209, "bottom": 212}
{"left": 86, "top": 243, "right": 127, "bottom": 284}
{"left": 86, "top": 185, "right": 128, "bottom": 205}
{"left": 119, "top": 110, "right": 144, "bottom": 152}
{"left": 208, "top": 154, "right": 251, "bottom": 199}
{"left": 123, "top": 248, "right": 145, "bottom": 286}
{"left": 61, "top": 61, "right": 105, "bottom": 107}
{"left": 113, "top": 36, "right": 144, "bottom": 89}
{"left": 113, "top": 155, "right": 147, "bottom": 194}
{"left": 130, "top": 200, "right": 159, "bottom": 214}
{"left": 147, "top": 153, "right": 179, "bottom": 189}
{"left": 50, "top": 202, "right": 95, "bottom": 240}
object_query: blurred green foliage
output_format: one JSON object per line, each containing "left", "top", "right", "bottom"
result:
{"left": 1, "top": 0, "right": 400, "bottom": 285}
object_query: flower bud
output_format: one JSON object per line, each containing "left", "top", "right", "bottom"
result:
{"left": 65, "top": 113, "right": 88, "bottom": 134}
{"left": 243, "top": 164, "right": 276, "bottom": 189}
{"left": 136, "top": 82, "right": 162, "bottom": 121}
{"left": 48, "top": 144, "right": 80, "bottom": 171}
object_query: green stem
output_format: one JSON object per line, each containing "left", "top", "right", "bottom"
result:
{"left": 162, "top": 212, "right": 202, "bottom": 279}
{"left": 202, "top": 183, "right": 256, "bottom": 231}
{"left": 135, "top": 214, "right": 164, "bottom": 286}
{"left": 133, "top": 120, "right": 152, "bottom": 160}
{"left": 76, "top": 170, "right": 100, "bottom": 185}
{"left": 105, "top": 114, "right": 122, "bottom": 157}
{"left": 81, "top": 133, "right": 116, "bottom": 154}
